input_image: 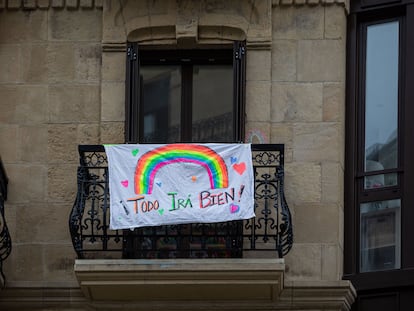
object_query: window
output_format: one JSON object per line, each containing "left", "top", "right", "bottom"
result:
{"left": 123, "top": 42, "right": 246, "bottom": 259}
{"left": 345, "top": 0, "right": 414, "bottom": 301}
{"left": 125, "top": 42, "right": 246, "bottom": 144}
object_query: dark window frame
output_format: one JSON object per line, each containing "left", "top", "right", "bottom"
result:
{"left": 125, "top": 42, "right": 246, "bottom": 144}
{"left": 345, "top": 0, "right": 414, "bottom": 292}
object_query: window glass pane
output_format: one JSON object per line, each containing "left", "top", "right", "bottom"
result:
{"left": 192, "top": 65, "right": 233, "bottom": 142}
{"left": 140, "top": 66, "right": 181, "bottom": 143}
{"left": 364, "top": 172, "right": 397, "bottom": 189}
{"left": 360, "top": 199, "right": 401, "bottom": 272}
{"left": 364, "top": 21, "right": 399, "bottom": 175}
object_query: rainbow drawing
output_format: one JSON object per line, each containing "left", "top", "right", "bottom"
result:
{"left": 134, "top": 144, "right": 229, "bottom": 194}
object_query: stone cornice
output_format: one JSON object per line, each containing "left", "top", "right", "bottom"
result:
{"left": 272, "top": 0, "right": 349, "bottom": 12}
{"left": 0, "top": 0, "right": 103, "bottom": 10}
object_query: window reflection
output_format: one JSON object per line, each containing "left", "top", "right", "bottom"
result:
{"left": 360, "top": 199, "right": 401, "bottom": 272}
{"left": 364, "top": 21, "right": 399, "bottom": 179}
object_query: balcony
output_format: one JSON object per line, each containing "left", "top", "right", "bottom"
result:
{"left": 69, "top": 144, "right": 293, "bottom": 305}
{"left": 0, "top": 157, "right": 11, "bottom": 288}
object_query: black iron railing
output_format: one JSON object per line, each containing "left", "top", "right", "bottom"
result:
{"left": 69, "top": 144, "right": 293, "bottom": 259}
{"left": 0, "top": 158, "right": 11, "bottom": 285}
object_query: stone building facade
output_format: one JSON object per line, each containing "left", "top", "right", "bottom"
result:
{"left": 0, "top": 0, "right": 354, "bottom": 310}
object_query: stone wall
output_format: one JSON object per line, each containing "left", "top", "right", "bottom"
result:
{"left": 0, "top": 3, "right": 103, "bottom": 286}
{"left": 0, "top": 0, "right": 347, "bottom": 294}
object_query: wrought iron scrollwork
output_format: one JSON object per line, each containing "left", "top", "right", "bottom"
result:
{"left": 69, "top": 144, "right": 293, "bottom": 259}
{"left": 0, "top": 158, "right": 11, "bottom": 285}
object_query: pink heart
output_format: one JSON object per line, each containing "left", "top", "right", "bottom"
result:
{"left": 121, "top": 180, "right": 129, "bottom": 188}
{"left": 233, "top": 162, "right": 246, "bottom": 175}
{"left": 230, "top": 204, "right": 240, "bottom": 214}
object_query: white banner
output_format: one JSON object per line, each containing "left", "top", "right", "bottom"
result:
{"left": 104, "top": 143, "right": 255, "bottom": 229}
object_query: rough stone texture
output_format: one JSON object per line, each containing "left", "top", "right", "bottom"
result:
{"left": 0, "top": 44, "right": 20, "bottom": 83}
{"left": 44, "top": 244, "right": 77, "bottom": 282}
{"left": 271, "top": 40, "right": 297, "bottom": 81}
{"left": 100, "top": 122, "right": 124, "bottom": 144}
{"left": 322, "top": 162, "right": 343, "bottom": 203}
{"left": 323, "top": 83, "right": 344, "bottom": 122}
{"left": 47, "top": 164, "right": 78, "bottom": 202}
{"left": 293, "top": 203, "right": 340, "bottom": 243}
{"left": 19, "top": 126, "right": 48, "bottom": 163}
{"left": 246, "top": 50, "right": 271, "bottom": 82}
{"left": 0, "top": 10, "right": 47, "bottom": 43}
{"left": 6, "top": 164, "right": 47, "bottom": 203}
{"left": 321, "top": 244, "right": 342, "bottom": 281}
{"left": 245, "top": 121, "right": 271, "bottom": 144}
{"left": 49, "top": 8, "right": 102, "bottom": 41}
{"left": 102, "top": 52, "right": 126, "bottom": 82}
{"left": 0, "top": 126, "right": 18, "bottom": 161}
{"left": 272, "top": 6, "right": 324, "bottom": 40}
{"left": 285, "top": 162, "right": 321, "bottom": 203}
{"left": 324, "top": 5, "right": 347, "bottom": 39}
{"left": 101, "top": 82, "right": 125, "bottom": 122}
{"left": 245, "top": 81, "right": 271, "bottom": 122}
{"left": 15, "top": 203, "right": 72, "bottom": 243}
{"left": 21, "top": 44, "right": 48, "bottom": 83}
{"left": 271, "top": 82, "right": 323, "bottom": 122}
{"left": 284, "top": 243, "right": 322, "bottom": 281}
{"left": 48, "top": 85, "right": 100, "bottom": 123}
{"left": 0, "top": 85, "right": 48, "bottom": 124}
{"left": 293, "top": 123, "right": 340, "bottom": 162}
{"left": 297, "top": 39, "right": 345, "bottom": 82}
{"left": 270, "top": 123, "right": 293, "bottom": 162}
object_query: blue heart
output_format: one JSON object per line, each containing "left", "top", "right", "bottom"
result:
{"left": 230, "top": 156, "right": 237, "bottom": 164}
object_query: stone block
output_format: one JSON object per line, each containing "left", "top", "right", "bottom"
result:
{"left": 49, "top": 8, "right": 102, "bottom": 41}
{"left": 15, "top": 203, "right": 72, "bottom": 243}
{"left": 271, "top": 40, "right": 297, "bottom": 81}
{"left": 6, "top": 164, "right": 47, "bottom": 203}
{"left": 0, "top": 126, "right": 17, "bottom": 161}
{"left": 75, "top": 44, "right": 101, "bottom": 82}
{"left": 6, "top": 0, "right": 21, "bottom": 9}
{"left": 66, "top": 0, "right": 79, "bottom": 9}
{"left": 49, "top": 85, "right": 100, "bottom": 123}
{"left": 284, "top": 243, "right": 322, "bottom": 281}
{"left": 285, "top": 162, "right": 321, "bottom": 203}
{"left": 323, "top": 83, "right": 344, "bottom": 122}
{"left": 18, "top": 126, "right": 48, "bottom": 163}
{"left": 51, "top": 0, "right": 64, "bottom": 8}
{"left": 80, "top": 0, "right": 93, "bottom": 9}
{"left": 321, "top": 244, "right": 341, "bottom": 280}
{"left": 246, "top": 50, "right": 271, "bottom": 81}
{"left": 100, "top": 122, "right": 124, "bottom": 144}
{"left": 47, "top": 124, "right": 79, "bottom": 164}
{"left": 44, "top": 244, "right": 77, "bottom": 282}
{"left": 2, "top": 244, "right": 44, "bottom": 282}
{"left": 23, "top": 0, "right": 36, "bottom": 9}
{"left": 0, "top": 10, "right": 47, "bottom": 43}
{"left": 325, "top": 5, "right": 346, "bottom": 39}
{"left": 78, "top": 123, "right": 100, "bottom": 144}
{"left": 293, "top": 203, "right": 340, "bottom": 243}
{"left": 0, "top": 85, "right": 48, "bottom": 124}
{"left": 102, "top": 52, "right": 126, "bottom": 81}
{"left": 271, "top": 82, "right": 323, "bottom": 122}
{"left": 270, "top": 123, "right": 293, "bottom": 162}
{"left": 21, "top": 44, "right": 48, "bottom": 83}
{"left": 47, "top": 164, "right": 77, "bottom": 202}
{"left": 297, "top": 39, "right": 345, "bottom": 82}
{"left": 246, "top": 81, "right": 271, "bottom": 122}
{"left": 0, "top": 44, "right": 20, "bottom": 82}
{"left": 37, "top": 0, "right": 50, "bottom": 9}
{"left": 322, "top": 162, "right": 343, "bottom": 204}
{"left": 101, "top": 82, "right": 125, "bottom": 122}
{"left": 272, "top": 6, "right": 324, "bottom": 40}
{"left": 47, "top": 43, "right": 76, "bottom": 82}
{"left": 293, "top": 123, "right": 340, "bottom": 162}
{"left": 102, "top": 0, "right": 127, "bottom": 43}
